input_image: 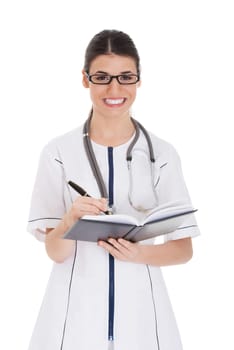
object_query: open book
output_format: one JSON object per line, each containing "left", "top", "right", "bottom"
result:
{"left": 63, "top": 201, "right": 197, "bottom": 242}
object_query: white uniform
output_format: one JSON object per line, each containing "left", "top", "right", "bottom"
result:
{"left": 27, "top": 125, "right": 200, "bottom": 350}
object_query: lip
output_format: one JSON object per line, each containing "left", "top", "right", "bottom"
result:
{"left": 103, "top": 98, "right": 126, "bottom": 107}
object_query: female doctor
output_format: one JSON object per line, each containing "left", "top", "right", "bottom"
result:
{"left": 27, "top": 29, "right": 200, "bottom": 350}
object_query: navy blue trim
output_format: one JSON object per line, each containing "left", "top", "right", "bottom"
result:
{"left": 108, "top": 255, "right": 115, "bottom": 340}
{"left": 177, "top": 225, "right": 197, "bottom": 230}
{"left": 54, "top": 158, "right": 63, "bottom": 165}
{"left": 28, "top": 217, "right": 62, "bottom": 223}
{"left": 107, "top": 147, "right": 115, "bottom": 342}
{"left": 108, "top": 147, "right": 114, "bottom": 207}
{"left": 60, "top": 242, "right": 78, "bottom": 349}
{"left": 160, "top": 162, "right": 168, "bottom": 169}
{"left": 146, "top": 265, "right": 160, "bottom": 350}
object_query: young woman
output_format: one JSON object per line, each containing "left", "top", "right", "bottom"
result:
{"left": 27, "top": 29, "right": 200, "bottom": 350}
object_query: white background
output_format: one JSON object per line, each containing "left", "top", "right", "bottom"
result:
{"left": 0, "top": 0, "right": 233, "bottom": 349}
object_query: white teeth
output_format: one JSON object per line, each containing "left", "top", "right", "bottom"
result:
{"left": 105, "top": 98, "right": 124, "bottom": 105}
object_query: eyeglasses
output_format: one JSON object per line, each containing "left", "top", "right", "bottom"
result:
{"left": 85, "top": 72, "right": 140, "bottom": 85}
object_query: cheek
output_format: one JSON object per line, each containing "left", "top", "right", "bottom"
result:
{"left": 89, "top": 86, "right": 102, "bottom": 104}
{"left": 128, "top": 87, "right": 137, "bottom": 101}
{"left": 89, "top": 86, "right": 106, "bottom": 101}
{"left": 89, "top": 88, "right": 98, "bottom": 103}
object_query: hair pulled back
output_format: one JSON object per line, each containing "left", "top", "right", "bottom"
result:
{"left": 83, "top": 29, "right": 140, "bottom": 75}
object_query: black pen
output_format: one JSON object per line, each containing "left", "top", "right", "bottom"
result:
{"left": 68, "top": 181, "right": 90, "bottom": 197}
{"left": 68, "top": 180, "right": 112, "bottom": 215}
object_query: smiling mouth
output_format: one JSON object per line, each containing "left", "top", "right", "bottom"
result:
{"left": 103, "top": 98, "right": 126, "bottom": 106}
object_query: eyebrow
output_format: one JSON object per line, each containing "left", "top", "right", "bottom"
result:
{"left": 93, "top": 70, "right": 135, "bottom": 75}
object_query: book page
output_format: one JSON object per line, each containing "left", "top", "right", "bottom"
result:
{"left": 81, "top": 200, "right": 196, "bottom": 227}
{"left": 81, "top": 213, "right": 139, "bottom": 226}
{"left": 143, "top": 200, "right": 195, "bottom": 225}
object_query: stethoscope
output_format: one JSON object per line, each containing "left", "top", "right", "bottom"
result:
{"left": 83, "top": 112, "right": 158, "bottom": 212}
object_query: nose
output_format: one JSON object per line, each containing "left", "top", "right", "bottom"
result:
{"left": 110, "top": 76, "right": 121, "bottom": 84}
{"left": 106, "top": 77, "right": 122, "bottom": 92}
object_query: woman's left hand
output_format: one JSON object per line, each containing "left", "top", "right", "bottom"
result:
{"left": 98, "top": 238, "right": 142, "bottom": 262}
{"left": 98, "top": 237, "right": 193, "bottom": 266}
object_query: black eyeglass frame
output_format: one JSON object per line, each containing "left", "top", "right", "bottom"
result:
{"left": 85, "top": 72, "right": 140, "bottom": 85}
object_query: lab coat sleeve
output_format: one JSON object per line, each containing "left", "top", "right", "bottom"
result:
{"left": 27, "top": 142, "right": 66, "bottom": 241}
{"left": 156, "top": 146, "right": 200, "bottom": 241}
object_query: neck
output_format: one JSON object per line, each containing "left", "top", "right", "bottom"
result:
{"left": 89, "top": 112, "right": 135, "bottom": 147}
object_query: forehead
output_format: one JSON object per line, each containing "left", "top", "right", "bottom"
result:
{"left": 89, "top": 54, "right": 137, "bottom": 74}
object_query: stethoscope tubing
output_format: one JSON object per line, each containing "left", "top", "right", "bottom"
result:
{"left": 82, "top": 112, "right": 156, "bottom": 202}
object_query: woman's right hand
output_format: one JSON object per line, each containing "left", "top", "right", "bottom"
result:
{"left": 63, "top": 196, "right": 108, "bottom": 230}
{"left": 45, "top": 196, "right": 108, "bottom": 263}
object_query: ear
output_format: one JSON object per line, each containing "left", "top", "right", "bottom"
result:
{"left": 82, "top": 69, "right": 89, "bottom": 88}
{"left": 137, "top": 79, "right": 141, "bottom": 88}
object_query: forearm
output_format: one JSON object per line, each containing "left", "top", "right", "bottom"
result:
{"left": 136, "top": 238, "right": 193, "bottom": 266}
{"left": 45, "top": 214, "right": 76, "bottom": 263}
{"left": 45, "top": 196, "right": 108, "bottom": 263}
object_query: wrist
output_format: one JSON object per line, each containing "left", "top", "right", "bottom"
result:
{"left": 62, "top": 211, "right": 78, "bottom": 232}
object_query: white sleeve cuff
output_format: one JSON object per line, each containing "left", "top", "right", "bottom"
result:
{"left": 27, "top": 218, "right": 62, "bottom": 242}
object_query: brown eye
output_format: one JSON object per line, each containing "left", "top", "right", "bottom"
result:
{"left": 118, "top": 74, "right": 139, "bottom": 84}
{"left": 92, "top": 75, "right": 110, "bottom": 83}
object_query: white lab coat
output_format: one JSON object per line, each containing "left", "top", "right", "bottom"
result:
{"left": 27, "top": 125, "right": 200, "bottom": 350}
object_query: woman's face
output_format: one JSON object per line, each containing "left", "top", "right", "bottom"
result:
{"left": 82, "top": 54, "right": 140, "bottom": 119}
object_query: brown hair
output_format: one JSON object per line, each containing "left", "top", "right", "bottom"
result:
{"left": 83, "top": 29, "right": 140, "bottom": 75}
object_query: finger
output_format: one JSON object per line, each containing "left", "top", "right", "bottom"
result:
{"left": 117, "top": 238, "right": 133, "bottom": 250}
{"left": 75, "top": 196, "right": 108, "bottom": 212}
{"left": 75, "top": 202, "right": 100, "bottom": 215}
{"left": 69, "top": 203, "right": 100, "bottom": 220}
{"left": 100, "top": 197, "right": 108, "bottom": 204}
{"left": 98, "top": 240, "right": 126, "bottom": 259}
{"left": 107, "top": 238, "right": 130, "bottom": 254}
{"left": 104, "top": 239, "right": 133, "bottom": 261}
{"left": 116, "top": 239, "right": 140, "bottom": 261}
{"left": 74, "top": 197, "right": 107, "bottom": 212}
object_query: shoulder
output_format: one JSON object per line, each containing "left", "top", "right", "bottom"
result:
{"left": 143, "top": 130, "right": 181, "bottom": 161}
{"left": 41, "top": 125, "right": 84, "bottom": 156}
